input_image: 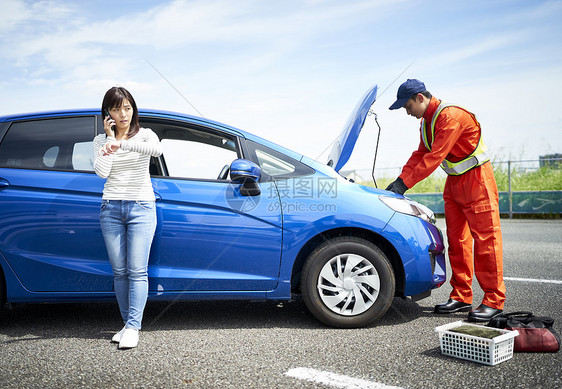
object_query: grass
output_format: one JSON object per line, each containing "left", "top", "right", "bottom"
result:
{"left": 362, "top": 164, "right": 562, "bottom": 193}
{"left": 493, "top": 165, "right": 562, "bottom": 191}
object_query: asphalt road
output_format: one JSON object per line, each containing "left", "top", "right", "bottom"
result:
{"left": 1, "top": 219, "right": 561, "bottom": 389}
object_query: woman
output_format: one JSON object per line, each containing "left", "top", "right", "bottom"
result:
{"left": 93, "top": 86, "right": 162, "bottom": 349}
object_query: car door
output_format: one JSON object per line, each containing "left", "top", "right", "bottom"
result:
{"left": 143, "top": 118, "right": 283, "bottom": 293}
{"left": 0, "top": 115, "right": 112, "bottom": 293}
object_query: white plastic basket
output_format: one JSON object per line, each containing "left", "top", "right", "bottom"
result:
{"left": 435, "top": 321, "right": 519, "bottom": 366}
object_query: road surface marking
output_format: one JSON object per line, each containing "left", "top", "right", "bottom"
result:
{"left": 504, "top": 276, "right": 562, "bottom": 285}
{"left": 285, "top": 368, "right": 403, "bottom": 389}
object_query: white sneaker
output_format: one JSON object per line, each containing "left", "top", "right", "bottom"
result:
{"left": 111, "top": 326, "right": 127, "bottom": 343}
{"left": 118, "top": 328, "right": 139, "bottom": 349}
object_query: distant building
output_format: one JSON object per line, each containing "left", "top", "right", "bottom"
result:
{"left": 539, "top": 153, "right": 562, "bottom": 169}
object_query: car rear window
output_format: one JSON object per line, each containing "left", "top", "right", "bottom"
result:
{"left": 0, "top": 116, "right": 95, "bottom": 171}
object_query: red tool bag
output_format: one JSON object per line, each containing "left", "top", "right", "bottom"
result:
{"left": 488, "top": 311, "right": 560, "bottom": 353}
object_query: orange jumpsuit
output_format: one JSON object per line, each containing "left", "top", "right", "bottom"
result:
{"left": 399, "top": 96, "right": 506, "bottom": 309}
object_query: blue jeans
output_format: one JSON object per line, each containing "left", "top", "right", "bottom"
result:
{"left": 100, "top": 200, "right": 157, "bottom": 330}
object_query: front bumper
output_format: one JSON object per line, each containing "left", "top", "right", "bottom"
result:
{"left": 382, "top": 212, "right": 446, "bottom": 296}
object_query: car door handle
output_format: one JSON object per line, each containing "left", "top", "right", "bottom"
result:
{"left": 0, "top": 178, "right": 9, "bottom": 190}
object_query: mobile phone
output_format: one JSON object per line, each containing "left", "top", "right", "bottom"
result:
{"left": 103, "top": 109, "right": 116, "bottom": 133}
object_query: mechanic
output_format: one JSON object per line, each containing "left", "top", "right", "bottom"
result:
{"left": 386, "top": 79, "right": 505, "bottom": 322}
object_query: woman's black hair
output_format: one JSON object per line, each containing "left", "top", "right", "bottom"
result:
{"left": 101, "top": 86, "right": 140, "bottom": 137}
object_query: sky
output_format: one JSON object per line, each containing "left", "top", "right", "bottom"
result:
{"left": 1, "top": 0, "right": 561, "bottom": 178}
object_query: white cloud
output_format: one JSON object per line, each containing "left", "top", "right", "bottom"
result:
{"left": 0, "top": 0, "right": 75, "bottom": 34}
{"left": 1, "top": 0, "right": 561, "bottom": 171}
{"left": 423, "top": 34, "right": 520, "bottom": 69}
{"left": 3, "top": 0, "right": 401, "bottom": 75}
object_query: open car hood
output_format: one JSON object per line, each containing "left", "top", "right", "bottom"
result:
{"left": 327, "top": 84, "right": 378, "bottom": 172}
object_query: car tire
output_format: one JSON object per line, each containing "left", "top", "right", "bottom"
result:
{"left": 301, "top": 236, "right": 395, "bottom": 328}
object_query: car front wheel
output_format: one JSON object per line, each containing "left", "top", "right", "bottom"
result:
{"left": 301, "top": 237, "right": 395, "bottom": 328}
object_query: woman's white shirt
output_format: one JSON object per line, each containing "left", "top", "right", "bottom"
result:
{"left": 93, "top": 127, "right": 162, "bottom": 201}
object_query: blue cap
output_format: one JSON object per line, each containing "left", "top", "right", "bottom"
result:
{"left": 389, "top": 79, "right": 426, "bottom": 110}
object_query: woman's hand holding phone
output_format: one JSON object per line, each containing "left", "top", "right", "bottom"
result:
{"left": 103, "top": 109, "right": 116, "bottom": 138}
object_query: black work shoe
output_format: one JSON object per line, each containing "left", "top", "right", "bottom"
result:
{"left": 467, "top": 304, "right": 503, "bottom": 322}
{"left": 434, "top": 298, "right": 472, "bottom": 314}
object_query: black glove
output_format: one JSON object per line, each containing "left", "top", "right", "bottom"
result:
{"left": 385, "top": 177, "right": 408, "bottom": 195}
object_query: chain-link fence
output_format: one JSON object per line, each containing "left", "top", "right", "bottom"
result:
{"left": 341, "top": 158, "right": 562, "bottom": 217}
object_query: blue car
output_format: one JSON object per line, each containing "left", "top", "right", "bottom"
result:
{"left": 0, "top": 85, "right": 445, "bottom": 328}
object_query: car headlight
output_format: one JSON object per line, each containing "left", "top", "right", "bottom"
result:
{"left": 379, "top": 195, "right": 436, "bottom": 224}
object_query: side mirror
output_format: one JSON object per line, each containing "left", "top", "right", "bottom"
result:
{"left": 229, "top": 159, "right": 262, "bottom": 196}
{"left": 230, "top": 159, "right": 261, "bottom": 183}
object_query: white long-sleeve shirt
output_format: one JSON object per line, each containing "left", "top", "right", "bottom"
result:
{"left": 93, "top": 127, "right": 163, "bottom": 201}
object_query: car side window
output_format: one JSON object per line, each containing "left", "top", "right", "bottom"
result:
{"left": 246, "top": 140, "right": 315, "bottom": 180}
{"left": 0, "top": 117, "right": 95, "bottom": 171}
{"left": 141, "top": 119, "right": 239, "bottom": 180}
